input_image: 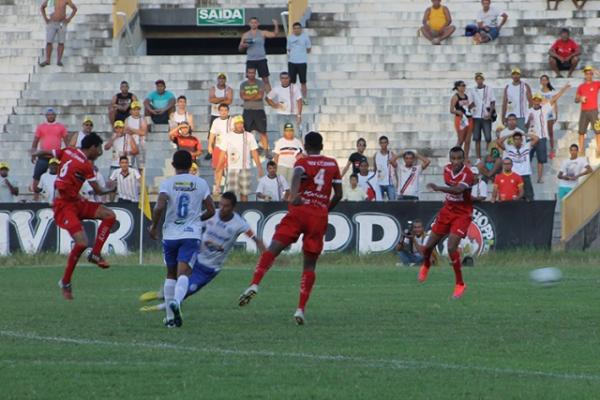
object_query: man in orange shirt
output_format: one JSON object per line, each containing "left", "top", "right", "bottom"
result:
{"left": 420, "top": 0, "right": 455, "bottom": 45}
{"left": 491, "top": 158, "right": 524, "bottom": 202}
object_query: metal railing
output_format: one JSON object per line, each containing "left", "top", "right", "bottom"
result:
{"left": 561, "top": 165, "right": 600, "bottom": 241}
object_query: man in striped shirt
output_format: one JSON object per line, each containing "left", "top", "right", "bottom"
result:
{"left": 496, "top": 131, "right": 538, "bottom": 201}
{"left": 109, "top": 156, "right": 141, "bottom": 203}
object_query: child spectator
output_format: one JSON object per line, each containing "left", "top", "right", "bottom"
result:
{"left": 342, "top": 174, "right": 367, "bottom": 201}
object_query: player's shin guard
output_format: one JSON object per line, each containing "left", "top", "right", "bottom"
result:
{"left": 251, "top": 251, "right": 276, "bottom": 285}
{"left": 298, "top": 270, "right": 316, "bottom": 311}
{"left": 91, "top": 216, "right": 116, "bottom": 255}
{"left": 449, "top": 250, "right": 464, "bottom": 285}
{"left": 62, "top": 243, "right": 87, "bottom": 285}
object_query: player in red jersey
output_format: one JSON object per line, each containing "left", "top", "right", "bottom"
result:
{"left": 419, "top": 146, "right": 474, "bottom": 299}
{"left": 238, "top": 131, "right": 343, "bottom": 325}
{"left": 33, "top": 133, "right": 117, "bottom": 300}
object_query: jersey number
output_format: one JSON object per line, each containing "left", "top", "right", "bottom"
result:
{"left": 177, "top": 194, "right": 190, "bottom": 219}
{"left": 314, "top": 168, "right": 326, "bottom": 192}
{"left": 58, "top": 160, "right": 72, "bottom": 178}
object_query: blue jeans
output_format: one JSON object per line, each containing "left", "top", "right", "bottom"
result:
{"left": 379, "top": 185, "right": 396, "bottom": 201}
{"left": 397, "top": 251, "right": 424, "bottom": 266}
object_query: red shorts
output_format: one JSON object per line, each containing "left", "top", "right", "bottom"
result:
{"left": 53, "top": 198, "right": 102, "bottom": 236}
{"left": 272, "top": 207, "right": 328, "bottom": 258}
{"left": 431, "top": 207, "right": 472, "bottom": 239}
{"left": 212, "top": 147, "right": 226, "bottom": 170}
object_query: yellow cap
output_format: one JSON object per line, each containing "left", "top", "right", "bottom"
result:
{"left": 217, "top": 72, "right": 227, "bottom": 79}
{"left": 114, "top": 120, "right": 125, "bottom": 128}
{"left": 532, "top": 92, "right": 543, "bottom": 101}
{"left": 190, "top": 163, "right": 198, "bottom": 171}
{"left": 130, "top": 101, "right": 141, "bottom": 109}
{"left": 232, "top": 115, "right": 244, "bottom": 124}
{"left": 82, "top": 116, "right": 94, "bottom": 125}
{"left": 0, "top": 162, "right": 9, "bottom": 170}
{"left": 49, "top": 158, "right": 60, "bottom": 165}
{"left": 474, "top": 72, "right": 484, "bottom": 79}
{"left": 583, "top": 65, "right": 594, "bottom": 72}
{"left": 594, "top": 120, "right": 600, "bottom": 131}
{"left": 511, "top": 67, "right": 521, "bottom": 75}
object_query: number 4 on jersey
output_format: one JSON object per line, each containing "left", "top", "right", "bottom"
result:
{"left": 314, "top": 168, "right": 325, "bottom": 191}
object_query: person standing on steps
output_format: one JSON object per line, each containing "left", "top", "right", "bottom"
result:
{"left": 419, "top": 0, "right": 456, "bottom": 45}
{"left": 539, "top": 75, "right": 560, "bottom": 160}
{"left": 287, "top": 22, "right": 312, "bottom": 102}
{"left": 207, "top": 73, "right": 233, "bottom": 161}
{"left": 502, "top": 67, "right": 532, "bottom": 131}
{"left": 240, "top": 67, "right": 270, "bottom": 157}
{"left": 239, "top": 17, "right": 279, "bottom": 93}
{"left": 575, "top": 66, "right": 600, "bottom": 157}
{"left": 40, "top": 0, "right": 77, "bottom": 67}
{"left": 450, "top": 80, "right": 475, "bottom": 159}
{"left": 469, "top": 72, "right": 496, "bottom": 160}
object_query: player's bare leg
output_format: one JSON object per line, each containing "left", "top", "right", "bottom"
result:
{"left": 87, "top": 206, "right": 116, "bottom": 268}
{"left": 447, "top": 234, "right": 467, "bottom": 299}
{"left": 59, "top": 230, "right": 88, "bottom": 300}
{"left": 294, "top": 254, "right": 318, "bottom": 325}
{"left": 418, "top": 232, "right": 443, "bottom": 283}
{"left": 239, "top": 240, "right": 286, "bottom": 306}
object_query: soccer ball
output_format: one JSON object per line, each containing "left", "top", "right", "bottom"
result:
{"left": 529, "top": 267, "right": 563, "bottom": 287}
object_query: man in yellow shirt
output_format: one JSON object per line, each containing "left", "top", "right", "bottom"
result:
{"left": 420, "top": 0, "right": 455, "bottom": 45}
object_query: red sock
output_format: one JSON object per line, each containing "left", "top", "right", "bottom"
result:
{"left": 422, "top": 247, "right": 433, "bottom": 268}
{"left": 92, "top": 216, "right": 115, "bottom": 255}
{"left": 298, "top": 270, "right": 316, "bottom": 311}
{"left": 62, "top": 243, "right": 87, "bottom": 285}
{"left": 251, "top": 251, "right": 276, "bottom": 285}
{"left": 449, "top": 250, "right": 464, "bottom": 285}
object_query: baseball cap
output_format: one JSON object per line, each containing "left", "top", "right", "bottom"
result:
{"left": 46, "top": 107, "right": 56, "bottom": 114}
{"left": 474, "top": 72, "right": 484, "bottom": 79}
{"left": 511, "top": 67, "right": 521, "bottom": 75}
{"left": 532, "top": 93, "right": 543, "bottom": 101}
{"left": 190, "top": 163, "right": 198, "bottom": 171}
{"left": 583, "top": 65, "right": 594, "bottom": 72}
{"left": 232, "top": 115, "right": 244, "bottom": 124}
{"left": 130, "top": 101, "right": 141, "bottom": 109}
{"left": 114, "top": 120, "right": 125, "bottom": 128}
{"left": 155, "top": 79, "right": 166, "bottom": 85}
{"left": 0, "top": 162, "right": 9, "bottom": 170}
{"left": 283, "top": 123, "right": 294, "bottom": 131}
{"left": 217, "top": 72, "right": 227, "bottom": 79}
{"left": 49, "top": 158, "right": 60, "bottom": 165}
{"left": 82, "top": 116, "right": 94, "bottom": 125}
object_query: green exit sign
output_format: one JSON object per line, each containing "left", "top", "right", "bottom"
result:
{"left": 197, "top": 8, "right": 245, "bottom": 26}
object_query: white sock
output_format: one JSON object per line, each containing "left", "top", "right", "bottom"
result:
{"left": 157, "top": 303, "right": 166, "bottom": 311}
{"left": 174, "top": 275, "right": 189, "bottom": 304}
{"left": 164, "top": 279, "right": 176, "bottom": 320}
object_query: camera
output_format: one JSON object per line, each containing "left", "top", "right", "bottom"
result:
{"left": 402, "top": 220, "right": 414, "bottom": 245}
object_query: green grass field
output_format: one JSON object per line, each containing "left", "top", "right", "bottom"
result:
{"left": 2, "top": 251, "right": 600, "bottom": 399}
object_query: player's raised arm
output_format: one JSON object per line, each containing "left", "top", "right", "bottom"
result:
{"left": 427, "top": 181, "right": 469, "bottom": 195}
{"left": 149, "top": 192, "right": 168, "bottom": 240}
{"left": 201, "top": 195, "right": 216, "bottom": 221}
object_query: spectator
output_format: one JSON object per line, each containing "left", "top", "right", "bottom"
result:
{"left": 450, "top": 80, "right": 474, "bottom": 159}
{"left": 540, "top": 75, "right": 559, "bottom": 160}
{"left": 190, "top": 163, "right": 198, "bottom": 176}
{"left": 549, "top": 28, "right": 580, "bottom": 78}
{"left": 395, "top": 220, "right": 426, "bottom": 267}
{"left": 39, "top": 0, "right": 77, "bottom": 67}
{"left": 144, "top": 79, "right": 175, "bottom": 125}
{"left": 30, "top": 108, "right": 68, "bottom": 197}
{"left": 208, "top": 73, "right": 233, "bottom": 150}
{"left": 357, "top": 160, "right": 381, "bottom": 201}
{"left": 342, "top": 174, "right": 367, "bottom": 201}
{"left": 273, "top": 123, "right": 304, "bottom": 185}
{"left": 470, "top": 167, "right": 488, "bottom": 201}
{"left": 575, "top": 66, "right": 600, "bottom": 157}
{"left": 266, "top": 71, "right": 303, "bottom": 131}
{"left": 394, "top": 150, "right": 430, "bottom": 200}
{"left": 476, "top": 145, "right": 502, "bottom": 183}
{"left": 491, "top": 158, "right": 524, "bottom": 202}
{"left": 0, "top": 162, "right": 19, "bottom": 203}
{"left": 557, "top": 144, "right": 592, "bottom": 199}
{"left": 39, "top": 158, "right": 59, "bottom": 205}
{"left": 469, "top": 72, "right": 496, "bottom": 159}
{"left": 109, "top": 156, "right": 141, "bottom": 203}
{"left": 124, "top": 101, "right": 147, "bottom": 168}
{"left": 69, "top": 116, "right": 93, "bottom": 147}
{"left": 420, "top": 0, "right": 456, "bottom": 45}
{"left": 341, "top": 138, "right": 368, "bottom": 177}
{"left": 168, "top": 121, "right": 202, "bottom": 165}
{"left": 169, "top": 95, "right": 195, "bottom": 130}
{"left": 256, "top": 161, "right": 290, "bottom": 201}
{"left": 215, "top": 115, "right": 264, "bottom": 201}
{"left": 287, "top": 22, "right": 312, "bottom": 101}
{"left": 240, "top": 67, "right": 269, "bottom": 157}
{"left": 473, "top": 0, "right": 508, "bottom": 44}
{"left": 526, "top": 87, "right": 570, "bottom": 183}
{"left": 208, "top": 103, "right": 232, "bottom": 173}
{"left": 104, "top": 120, "right": 139, "bottom": 173}
{"left": 109, "top": 81, "right": 138, "bottom": 124}
{"left": 495, "top": 114, "right": 525, "bottom": 142}
{"left": 239, "top": 17, "right": 279, "bottom": 93}
{"left": 373, "top": 135, "right": 396, "bottom": 201}
{"left": 502, "top": 68, "right": 532, "bottom": 131}
{"left": 496, "top": 131, "right": 538, "bottom": 201}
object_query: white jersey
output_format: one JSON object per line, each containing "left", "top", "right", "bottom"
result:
{"left": 199, "top": 211, "right": 251, "bottom": 271}
{"left": 375, "top": 151, "right": 395, "bottom": 186}
{"left": 397, "top": 164, "right": 422, "bottom": 197}
{"left": 559, "top": 157, "right": 590, "bottom": 189}
{"left": 39, "top": 172, "right": 57, "bottom": 205}
{"left": 159, "top": 174, "right": 211, "bottom": 240}
{"left": 503, "top": 143, "right": 532, "bottom": 177}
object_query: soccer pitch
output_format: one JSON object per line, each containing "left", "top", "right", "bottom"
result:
{"left": 1, "top": 251, "right": 600, "bottom": 399}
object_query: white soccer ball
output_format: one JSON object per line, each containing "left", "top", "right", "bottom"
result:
{"left": 529, "top": 267, "right": 563, "bottom": 286}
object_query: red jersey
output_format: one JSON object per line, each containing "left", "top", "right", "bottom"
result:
{"left": 550, "top": 39, "right": 579, "bottom": 59}
{"left": 52, "top": 147, "right": 96, "bottom": 201}
{"left": 442, "top": 164, "right": 474, "bottom": 215}
{"left": 173, "top": 135, "right": 201, "bottom": 160}
{"left": 576, "top": 81, "right": 600, "bottom": 111}
{"left": 494, "top": 171, "right": 523, "bottom": 201}
{"left": 293, "top": 155, "right": 341, "bottom": 214}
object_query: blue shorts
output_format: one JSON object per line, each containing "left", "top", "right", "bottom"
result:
{"left": 186, "top": 262, "right": 219, "bottom": 297}
{"left": 162, "top": 239, "right": 201, "bottom": 270}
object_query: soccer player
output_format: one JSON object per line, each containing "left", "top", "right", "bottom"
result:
{"left": 148, "top": 150, "right": 214, "bottom": 328}
{"left": 419, "top": 146, "right": 474, "bottom": 299}
{"left": 32, "top": 133, "right": 117, "bottom": 300}
{"left": 139, "top": 192, "right": 265, "bottom": 312}
{"left": 238, "top": 131, "right": 343, "bottom": 325}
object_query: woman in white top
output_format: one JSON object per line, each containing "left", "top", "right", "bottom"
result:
{"left": 539, "top": 74, "right": 558, "bottom": 160}
{"left": 169, "top": 95, "right": 195, "bottom": 130}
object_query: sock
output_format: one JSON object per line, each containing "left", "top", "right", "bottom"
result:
{"left": 251, "top": 251, "right": 276, "bottom": 285}
{"left": 62, "top": 243, "right": 87, "bottom": 285}
{"left": 174, "top": 275, "right": 189, "bottom": 304}
{"left": 157, "top": 303, "right": 167, "bottom": 311}
{"left": 422, "top": 247, "right": 433, "bottom": 269}
{"left": 163, "top": 279, "right": 176, "bottom": 320}
{"left": 449, "top": 250, "right": 464, "bottom": 285}
{"left": 298, "top": 270, "right": 316, "bottom": 311}
{"left": 91, "top": 216, "right": 116, "bottom": 255}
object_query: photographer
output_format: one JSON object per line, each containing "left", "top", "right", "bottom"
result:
{"left": 395, "top": 220, "right": 427, "bottom": 267}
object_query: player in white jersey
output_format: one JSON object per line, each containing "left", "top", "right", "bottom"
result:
{"left": 148, "top": 150, "right": 215, "bottom": 328}
{"left": 140, "top": 192, "right": 265, "bottom": 312}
